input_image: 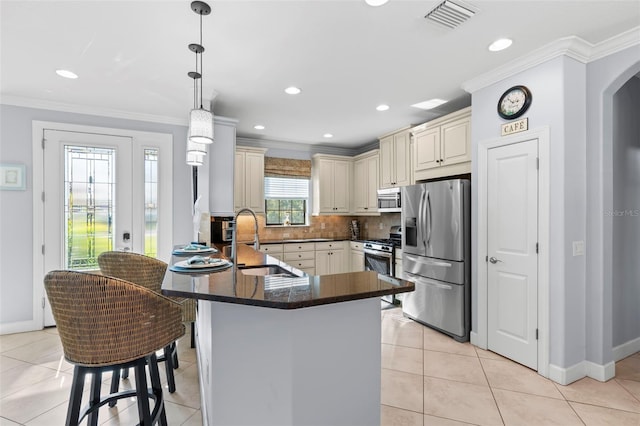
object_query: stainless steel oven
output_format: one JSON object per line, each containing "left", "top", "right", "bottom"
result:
{"left": 363, "top": 240, "right": 396, "bottom": 304}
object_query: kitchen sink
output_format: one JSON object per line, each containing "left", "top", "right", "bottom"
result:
{"left": 239, "top": 264, "right": 299, "bottom": 278}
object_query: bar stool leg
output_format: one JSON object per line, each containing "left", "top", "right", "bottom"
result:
{"left": 108, "top": 367, "right": 121, "bottom": 407}
{"left": 88, "top": 371, "right": 102, "bottom": 426}
{"left": 148, "top": 353, "right": 168, "bottom": 426}
{"left": 66, "top": 366, "right": 86, "bottom": 426}
{"left": 163, "top": 345, "right": 176, "bottom": 393}
{"left": 133, "top": 358, "right": 151, "bottom": 425}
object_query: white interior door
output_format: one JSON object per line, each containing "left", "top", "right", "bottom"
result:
{"left": 487, "top": 138, "right": 538, "bottom": 369}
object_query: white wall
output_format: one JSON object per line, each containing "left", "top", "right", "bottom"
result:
{"left": 611, "top": 76, "right": 640, "bottom": 348}
{"left": 0, "top": 104, "right": 194, "bottom": 328}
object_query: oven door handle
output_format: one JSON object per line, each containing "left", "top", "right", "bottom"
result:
{"left": 363, "top": 248, "right": 393, "bottom": 259}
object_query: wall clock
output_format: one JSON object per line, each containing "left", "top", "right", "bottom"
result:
{"left": 497, "top": 85, "right": 532, "bottom": 119}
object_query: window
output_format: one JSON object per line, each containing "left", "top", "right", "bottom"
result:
{"left": 264, "top": 177, "right": 309, "bottom": 225}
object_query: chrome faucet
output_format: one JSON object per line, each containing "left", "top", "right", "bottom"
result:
{"left": 230, "top": 208, "right": 260, "bottom": 265}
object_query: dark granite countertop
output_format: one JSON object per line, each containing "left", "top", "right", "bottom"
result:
{"left": 161, "top": 244, "right": 414, "bottom": 309}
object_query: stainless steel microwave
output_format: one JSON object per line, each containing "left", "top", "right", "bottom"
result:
{"left": 377, "top": 187, "right": 401, "bottom": 213}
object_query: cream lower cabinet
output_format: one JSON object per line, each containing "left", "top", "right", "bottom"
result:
{"left": 350, "top": 241, "right": 364, "bottom": 272}
{"left": 283, "top": 242, "right": 315, "bottom": 275}
{"left": 315, "top": 241, "right": 348, "bottom": 275}
{"left": 235, "top": 147, "right": 267, "bottom": 213}
{"left": 412, "top": 107, "right": 471, "bottom": 181}
{"left": 353, "top": 151, "right": 379, "bottom": 214}
{"left": 379, "top": 128, "right": 412, "bottom": 189}
{"left": 312, "top": 154, "right": 351, "bottom": 215}
{"left": 258, "top": 243, "right": 284, "bottom": 261}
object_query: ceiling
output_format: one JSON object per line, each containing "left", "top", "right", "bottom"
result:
{"left": 1, "top": 1, "right": 639, "bottom": 149}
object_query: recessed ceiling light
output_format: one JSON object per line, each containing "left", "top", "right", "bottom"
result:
{"left": 254, "top": 125, "right": 265, "bottom": 130}
{"left": 376, "top": 104, "right": 390, "bottom": 111}
{"left": 323, "top": 133, "right": 333, "bottom": 138}
{"left": 488, "top": 38, "right": 513, "bottom": 52}
{"left": 56, "top": 69, "right": 78, "bottom": 79}
{"left": 411, "top": 99, "right": 448, "bottom": 110}
{"left": 365, "top": 0, "right": 389, "bottom": 6}
{"left": 284, "top": 86, "right": 301, "bottom": 95}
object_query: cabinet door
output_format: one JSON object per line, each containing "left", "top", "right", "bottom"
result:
{"left": 353, "top": 158, "right": 367, "bottom": 212}
{"left": 332, "top": 160, "right": 350, "bottom": 213}
{"left": 366, "top": 155, "right": 379, "bottom": 210}
{"left": 244, "top": 152, "right": 264, "bottom": 213}
{"left": 317, "top": 159, "right": 335, "bottom": 213}
{"left": 351, "top": 250, "right": 364, "bottom": 272}
{"left": 441, "top": 117, "right": 471, "bottom": 166}
{"left": 234, "top": 152, "right": 245, "bottom": 211}
{"left": 394, "top": 131, "right": 412, "bottom": 187}
{"left": 330, "top": 249, "right": 346, "bottom": 274}
{"left": 414, "top": 128, "right": 441, "bottom": 172}
{"left": 379, "top": 136, "right": 395, "bottom": 188}
{"left": 315, "top": 250, "right": 331, "bottom": 275}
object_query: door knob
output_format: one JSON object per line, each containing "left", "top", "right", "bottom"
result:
{"left": 489, "top": 257, "right": 502, "bottom": 264}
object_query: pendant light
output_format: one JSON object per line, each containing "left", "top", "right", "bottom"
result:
{"left": 188, "top": 1, "right": 214, "bottom": 145}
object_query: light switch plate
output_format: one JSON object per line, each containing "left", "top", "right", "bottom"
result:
{"left": 320, "top": 223, "right": 325, "bottom": 230}
{"left": 572, "top": 240, "right": 584, "bottom": 256}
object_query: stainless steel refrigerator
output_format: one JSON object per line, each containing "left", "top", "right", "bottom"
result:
{"left": 401, "top": 179, "right": 470, "bottom": 342}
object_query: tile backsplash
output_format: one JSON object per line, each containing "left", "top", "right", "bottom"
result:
{"left": 233, "top": 213, "right": 401, "bottom": 242}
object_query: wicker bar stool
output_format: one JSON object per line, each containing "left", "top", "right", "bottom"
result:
{"left": 97, "top": 251, "right": 196, "bottom": 396}
{"left": 44, "top": 270, "right": 185, "bottom": 426}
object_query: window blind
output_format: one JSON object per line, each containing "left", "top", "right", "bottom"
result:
{"left": 264, "top": 177, "right": 309, "bottom": 199}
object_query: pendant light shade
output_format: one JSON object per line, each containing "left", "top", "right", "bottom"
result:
{"left": 186, "top": 151, "right": 205, "bottom": 166}
{"left": 188, "top": 107, "right": 214, "bottom": 144}
{"left": 187, "top": 138, "right": 208, "bottom": 155}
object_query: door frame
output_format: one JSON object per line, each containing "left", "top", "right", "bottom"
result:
{"left": 32, "top": 121, "right": 173, "bottom": 330}
{"left": 476, "top": 126, "right": 550, "bottom": 378}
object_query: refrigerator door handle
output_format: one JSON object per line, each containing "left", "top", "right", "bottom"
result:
{"left": 404, "top": 253, "right": 453, "bottom": 268}
{"left": 418, "top": 188, "right": 427, "bottom": 249}
{"left": 426, "top": 191, "right": 432, "bottom": 246}
{"left": 405, "top": 272, "right": 454, "bottom": 290}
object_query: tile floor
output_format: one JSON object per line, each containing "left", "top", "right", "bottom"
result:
{"left": 0, "top": 308, "right": 639, "bottom": 425}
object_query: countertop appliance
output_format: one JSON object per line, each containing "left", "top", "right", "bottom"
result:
{"left": 377, "top": 187, "right": 401, "bottom": 213}
{"left": 363, "top": 226, "right": 402, "bottom": 304}
{"left": 211, "top": 217, "right": 234, "bottom": 243}
{"left": 401, "top": 179, "right": 470, "bottom": 342}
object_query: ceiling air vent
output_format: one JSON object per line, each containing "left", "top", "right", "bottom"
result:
{"left": 425, "top": 0, "right": 476, "bottom": 29}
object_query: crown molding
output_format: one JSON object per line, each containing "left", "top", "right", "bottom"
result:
{"left": 462, "top": 26, "right": 640, "bottom": 93}
{"left": 0, "top": 95, "right": 238, "bottom": 127}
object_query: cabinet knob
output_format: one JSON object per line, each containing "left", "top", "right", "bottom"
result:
{"left": 440, "top": 158, "right": 444, "bottom": 162}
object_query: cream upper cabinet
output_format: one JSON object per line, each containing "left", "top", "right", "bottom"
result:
{"left": 379, "top": 128, "right": 411, "bottom": 189}
{"left": 312, "top": 154, "right": 351, "bottom": 215}
{"left": 412, "top": 107, "right": 471, "bottom": 181}
{"left": 353, "top": 150, "right": 379, "bottom": 214}
{"left": 235, "top": 147, "right": 267, "bottom": 213}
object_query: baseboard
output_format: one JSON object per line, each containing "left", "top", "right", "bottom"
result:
{"left": 613, "top": 336, "right": 640, "bottom": 362}
{"left": 548, "top": 359, "right": 616, "bottom": 385}
{"left": 0, "top": 319, "right": 41, "bottom": 335}
{"left": 470, "top": 331, "right": 485, "bottom": 349}
{"left": 586, "top": 360, "right": 616, "bottom": 382}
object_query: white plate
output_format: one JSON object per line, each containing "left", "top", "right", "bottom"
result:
{"left": 172, "top": 246, "right": 218, "bottom": 255}
{"left": 172, "top": 258, "right": 231, "bottom": 269}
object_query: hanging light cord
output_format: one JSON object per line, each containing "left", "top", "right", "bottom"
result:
{"left": 199, "top": 10, "right": 204, "bottom": 110}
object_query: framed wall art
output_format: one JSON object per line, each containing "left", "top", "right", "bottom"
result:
{"left": 0, "top": 163, "right": 26, "bottom": 190}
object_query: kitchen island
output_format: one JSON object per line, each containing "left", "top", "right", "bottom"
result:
{"left": 162, "top": 244, "right": 414, "bottom": 426}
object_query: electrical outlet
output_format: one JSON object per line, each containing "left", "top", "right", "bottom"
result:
{"left": 379, "top": 223, "right": 384, "bottom": 230}
{"left": 364, "top": 222, "right": 368, "bottom": 229}
{"left": 572, "top": 240, "right": 584, "bottom": 256}
{"left": 283, "top": 233, "right": 290, "bottom": 238}
{"left": 321, "top": 223, "right": 325, "bottom": 230}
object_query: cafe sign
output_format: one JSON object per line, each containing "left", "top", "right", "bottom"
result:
{"left": 501, "top": 117, "right": 528, "bottom": 136}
